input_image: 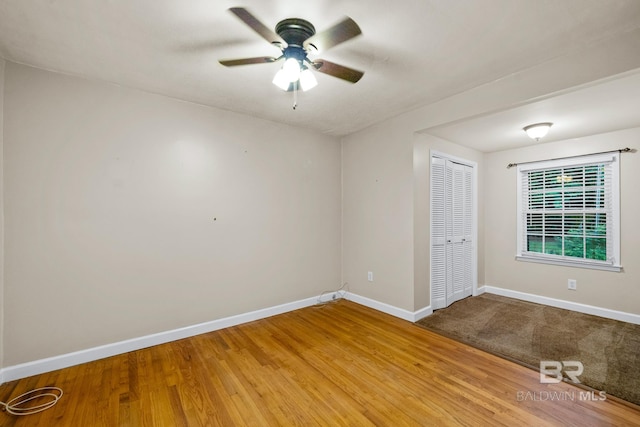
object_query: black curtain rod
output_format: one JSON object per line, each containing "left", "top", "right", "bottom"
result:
{"left": 506, "top": 147, "right": 634, "bottom": 169}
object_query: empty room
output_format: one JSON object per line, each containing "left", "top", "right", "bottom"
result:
{"left": 1, "top": 1, "right": 639, "bottom": 425}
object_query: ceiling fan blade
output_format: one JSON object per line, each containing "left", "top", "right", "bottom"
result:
{"left": 219, "top": 56, "right": 279, "bottom": 67}
{"left": 228, "top": 7, "right": 287, "bottom": 48}
{"left": 303, "top": 17, "right": 361, "bottom": 53}
{"left": 312, "top": 59, "right": 364, "bottom": 83}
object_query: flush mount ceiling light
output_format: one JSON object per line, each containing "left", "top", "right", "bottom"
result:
{"left": 219, "top": 7, "right": 364, "bottom": 108}
{"left": 523, "top": 122, "right": 553, "bottom": 141}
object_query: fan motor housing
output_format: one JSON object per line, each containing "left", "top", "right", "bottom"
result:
{"left": 276, "top": 18, "right": 315, "bottom": 47}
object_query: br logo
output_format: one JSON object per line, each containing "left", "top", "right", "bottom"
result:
{"left": 539, "top": 360, "right": 583, "bottom": 384}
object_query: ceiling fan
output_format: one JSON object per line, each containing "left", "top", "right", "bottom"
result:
{"left": 219, "top": 7, "right": 364, "bottom": 95}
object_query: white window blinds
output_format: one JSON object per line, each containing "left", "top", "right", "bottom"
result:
{"left": 516, "top": 152, "right": 621, "bottom": 271}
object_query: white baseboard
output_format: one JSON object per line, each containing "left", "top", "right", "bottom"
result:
{"left": 0, "top": 291, "right": 434, "bottom": 384}
{"left": 345, "top": 292, "right": 431, "bottom": 322}
{"left": 481, "top": 285, "right": 640, "bottom": 325}
{"left": 413, "top": 305, "right": 433, "bottom": 322}
{"left": 0, "top": 294, "right": 326, "bottom": 384}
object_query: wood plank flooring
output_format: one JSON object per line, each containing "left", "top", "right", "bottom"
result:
{"left": 1, "top": 300, "right": 639, "bottom": 426}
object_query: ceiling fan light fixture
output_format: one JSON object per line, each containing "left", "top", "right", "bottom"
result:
{"left": 299, "top": 67, "right": 317, "bottom": 91}
{"left": 523, "top": 122, "right": 553, "bottom": 141}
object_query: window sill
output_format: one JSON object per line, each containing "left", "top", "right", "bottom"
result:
{"left": 515, "top": 255, "right": 622, "bottom": 272}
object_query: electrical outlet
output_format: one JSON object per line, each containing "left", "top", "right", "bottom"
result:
{"left": 568, "top": 279, "right": 577, "bottom": 290}
{"left": 367, "top": 271, "right": 374, "bottom": 282}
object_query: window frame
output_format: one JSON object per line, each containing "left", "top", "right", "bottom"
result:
{"left": 516, "top": 152, "right": 621, "bottom": 272}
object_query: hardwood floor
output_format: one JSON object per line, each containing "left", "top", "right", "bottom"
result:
{"left": 1, "top": 299, "right": 639, "bottom": 426}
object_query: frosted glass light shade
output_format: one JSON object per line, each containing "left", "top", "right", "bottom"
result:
{"left": 281, "top": 58, "right": 301, "bottom": 82}
{"left": 523, "top": 122, "right": 553, "bottom": 141}
{"left": 272, "top": 69, "right": 290, "bottom": 90}
{"left": 273, "top": 58, "right": 304, "bottom": 91}
{"left": 299, "top": 68, "right": 317, "bottom": 91}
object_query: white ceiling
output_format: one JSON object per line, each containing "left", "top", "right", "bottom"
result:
{"left": 1, "top": 0, "right": 640, "bottom": 149}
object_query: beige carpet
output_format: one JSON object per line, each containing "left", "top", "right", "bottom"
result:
{"left": 416, "top": 293, "right": 640, "bottom": 406}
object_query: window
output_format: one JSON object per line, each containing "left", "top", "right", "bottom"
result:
{"left": 516, "top": 153, "right": 621, "bottom": 271}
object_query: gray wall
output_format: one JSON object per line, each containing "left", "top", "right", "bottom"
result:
{"left": 2, "top": 63, "right": 342, "bottom": 366}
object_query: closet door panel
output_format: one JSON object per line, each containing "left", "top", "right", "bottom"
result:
{"left": 430, "top": 157, "right": 447, "bottom": 309}
{"left": 431, "top": 155, "right": 475, "bottom": 310}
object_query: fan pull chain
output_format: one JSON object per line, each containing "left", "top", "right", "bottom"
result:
{"left": 293, "top": 81, "right": 298, "bottom": 110}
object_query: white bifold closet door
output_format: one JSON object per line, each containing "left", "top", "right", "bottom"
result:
{"left": 431, "top": 157, "right": 473, "bottom": 310}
